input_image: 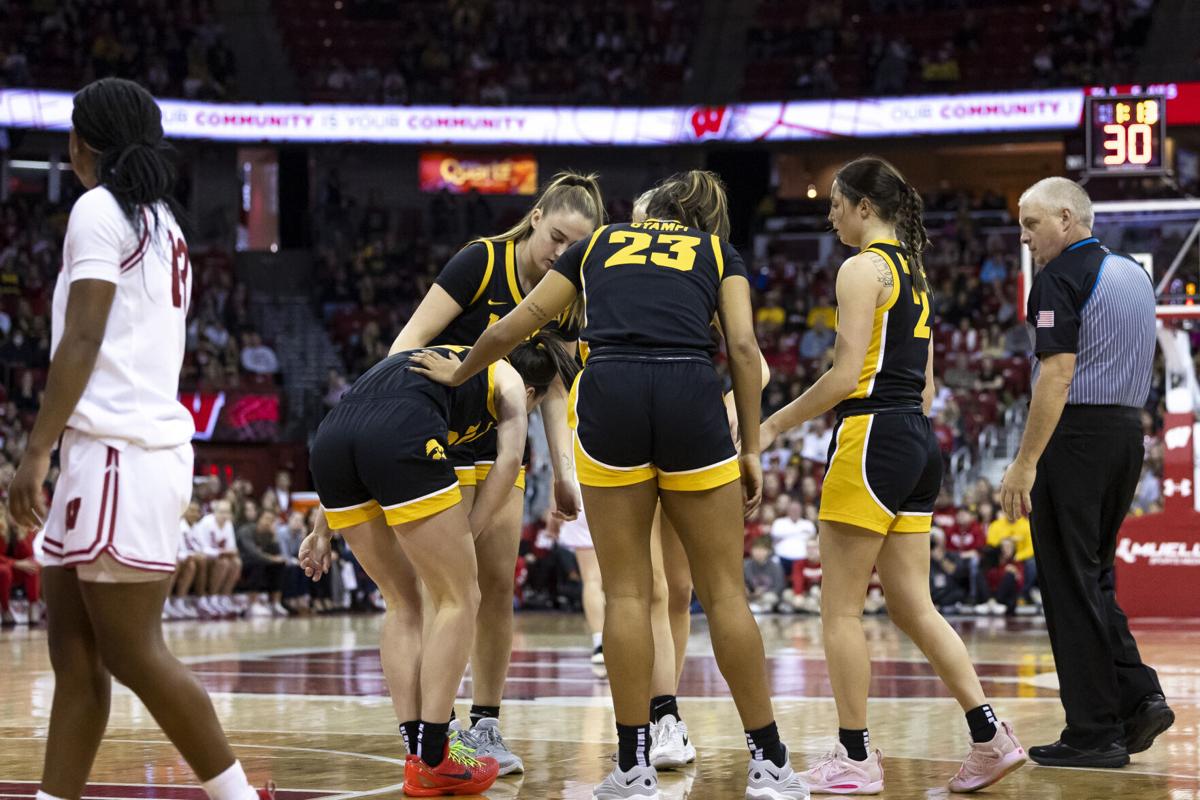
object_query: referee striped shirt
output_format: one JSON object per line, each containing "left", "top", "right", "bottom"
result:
{"left": 1026, "top": 237, "right": 1156, "bottom": 407}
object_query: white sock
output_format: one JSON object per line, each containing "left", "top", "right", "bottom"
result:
{"left": 202, "top": 760, "right": 256, "bottom": 800}
{"left": 592, "top": 632, "right": 603, "bottom": 648}
{"left": 37, "top": 791, "right": 70, "bottom": 800}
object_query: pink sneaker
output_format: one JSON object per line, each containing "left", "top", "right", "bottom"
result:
{"left": 948, "top": 721, "right": 1026, "bottom": 793}
{"left": 800, "top": 743, "right": 884, "bottom": 795}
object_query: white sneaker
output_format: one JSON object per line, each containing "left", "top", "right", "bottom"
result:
{"left": 592, "top": 644, "right": 606, "bottom": 665}
{"left": 799, "top": 743, "right": 883, "bottom": 795}
{"left": 746, "top": 747, "right": 810, "bottom": 799}
{"left": 248, "top": 602, "right": 273, "bottom": 618}
{"left": 272, "top": 602, "right": 290, "bottom": 617}
{"left": 593, "top": 764, "right": 659, "bottom": 799}
{"left": 649, "top": 715, "right": 696, "bottom": 769}
{"left": 466, "top": 717, "right": 524, "bottom": 775}
{"left": 178, "top": 599, "right": 199, "bottom": 619}
{"left": 948, "top": 721, "right": 1026, "bottom": 792}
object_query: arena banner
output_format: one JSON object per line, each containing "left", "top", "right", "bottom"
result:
{"left": 180, "top": 390, "right": 280, "bottom": 442}
{"left": 0, "top": 86, "right": 1101, "bottom": 145}
{"left": 419, "top": 151, "right": 538, "bottom": 194}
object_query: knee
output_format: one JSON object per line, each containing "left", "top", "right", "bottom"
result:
{"left": 476, "top": 558, "right": 514, "bottom": 599}
{"left": 885, "top": 598, "right": 936, "bottom": 635}
{"left": 667, "top": 578, "right": 693, "bottom": 614}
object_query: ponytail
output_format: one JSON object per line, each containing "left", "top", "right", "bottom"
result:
{"left": 72, "top": 77, "right": 186, "bottom": 237}
{"left": 896, "top": 184, "right": 931, "bottom": 295}
{"left": 507, "top": 331, "right": 580, "bottom": 396}
{"left": 834, "top": 156, "right": 930, "bottom": 294}
{"left": 484, "top": 171, "right": 605, "bottom": 245}
{"left": 644, "top": 170, "right": 730, "bottom": 239}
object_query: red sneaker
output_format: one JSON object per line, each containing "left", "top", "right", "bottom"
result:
{"left": 404, "top": 740, "right": 500, "bottom": 796}
{"left": 257, "top": 781, "right": 277, "bottom": 800}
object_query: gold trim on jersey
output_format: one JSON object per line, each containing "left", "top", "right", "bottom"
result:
{"left": 454, "top": 465, "right": 478, "bottom": 487}
{"left": 574, "top": 432, "right": 656, "bottom": 488}
{"left": 382, "top": 482, "right": 463, "bottom": 526}
{"left": 818, "top": 415, "right": 894, "bottom": 534}
{"left": 891, "top": 512, "right": 933, "bottom": 533}
{"left": 710, "top": 235, "right": 725, "bottom": 280}
{"left": 567, "top": 370, "right": 583, "bottom": 429}
{"left": 580, "top": 226, "right": 608, "bottom": 269}
{"left": 472, "top": 461, "right": 527, "bottom": 491}
{"left": 471, "top": 241, "right": 496, "bottom": 306}
{"left": 847, "top": 244, "right": 903, "bottom": 399}
{"left": 505, "top": 239, "right": 522, "bottom": 303}
{"left": 323, "top": 499, "right": 385, "bottom": 530}
{"left": 485, "top": 362, "right": 499, "bottom": 422}
{"left": 658, "top": 454, "right": 740, "bottom": 492}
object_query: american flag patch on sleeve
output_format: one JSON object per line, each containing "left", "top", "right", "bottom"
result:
{"left": 1036, "top": 310, "right": 1054, "bottom": 328}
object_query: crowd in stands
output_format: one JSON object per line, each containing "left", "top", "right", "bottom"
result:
{"left": 283, "top": 0, "right": 691, "bottom": 105}
{"left": 0, "top": 0, "right": 237, "bottom": 99}
{"left": 743, "top": 0, "right": 1157, "bottom": 101}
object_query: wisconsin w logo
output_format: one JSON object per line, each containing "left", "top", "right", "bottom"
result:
{"left": 425, "top": 439, "right": 447, "bottom": 460}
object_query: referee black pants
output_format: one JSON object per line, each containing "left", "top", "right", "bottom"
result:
{"left": 1030, "top": 405, "right": 1163, "bottom": 749}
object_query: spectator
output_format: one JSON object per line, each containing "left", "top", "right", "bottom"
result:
{"left": 166, "top": 501, "right": 206, "bottom": 620}
{"left": 799, "top": 417, "right": 833, "bottom": 465}
{"left": 987, "top": 507, "right": 1036, "bottom": 600}
{"left": 193, "top": 500, "right": 243, "bottom": 617}
{"left": 929, "top": 527, "right": 969, "bottom": 612}
{"left": 0, "top": 511, "right": 41, "bottom": 626}
{"left": 769, "top": 500, "right": 815, "bottom": 580}
{"left": 980, "top": 539, "right": 1024, "bottom": 616}
{"left": 236, "top": 511, "right": 289, "bottom": 617}
{"left": 276, "top": 510, "right": 313, "bottom": 613}
{"left": 799, "top": 317, "right": 835, "bottom": 360}
{"left": 744, "top": 536, "right": 792, "bottom": 614}
{"left": 792, "top": 534, "right": 823, "bottom": 614}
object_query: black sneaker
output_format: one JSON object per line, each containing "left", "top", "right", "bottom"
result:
{"left": 1029, "top": 740, "right": 1129, "bottom": 768}
{"left": 1124, "top": 693, "right": 1175, "bottom": 755}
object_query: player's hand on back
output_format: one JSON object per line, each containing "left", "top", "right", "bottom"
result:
{"left": 408, "top": 349, "right": 463, "bottom": 386}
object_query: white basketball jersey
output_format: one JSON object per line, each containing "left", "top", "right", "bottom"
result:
{"left": 51, "top": 187, "right": 195, "bottom": 448}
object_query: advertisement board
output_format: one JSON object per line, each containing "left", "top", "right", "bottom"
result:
{"left": 419, "top": 151, "right": 537, "bottom": 194}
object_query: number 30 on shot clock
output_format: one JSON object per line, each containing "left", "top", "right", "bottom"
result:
{"left": 1085, "top": 94, "right": 1166, "bottom": 175}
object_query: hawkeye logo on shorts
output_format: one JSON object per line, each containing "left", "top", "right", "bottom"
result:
{"left": 425, "top": 439, "right": 447, "bottom": 461}
{"left": 447, "top": 422, "right": 493, "bottom": 447}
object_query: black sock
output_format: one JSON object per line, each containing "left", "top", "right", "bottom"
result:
{"left": 965, "top": 704, "right": 998, "bottom": 743}
{"left": 650, "top": 695, "right": 681, "bottom": 724}
{"left": 400, "top": 720, "right": 420, "bottom": 754}
{"left": 470, "top": 704, "right": 500, "bottom": 726}
{"left": 617, "top": 722, "right": 651, "bottom": 771}
{"left": 839, "top": 728, "right": 870, "bottom": 762}
{"left": 745, "top": 721, "right": 787, "bottom": 767}
{"left": 418, "top": 720, "right": 450, "bottom": 767}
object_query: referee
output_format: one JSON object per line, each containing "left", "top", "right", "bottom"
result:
{"left": 1000, "top": 177, "right": 1174, "bottom": 768}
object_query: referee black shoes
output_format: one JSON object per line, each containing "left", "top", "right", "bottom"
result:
{"left": 1028, "top": 740, "right": 1130, "bottom": 768}
{"left": 1124, "top": 693, "right": 1175, "bottom": 755}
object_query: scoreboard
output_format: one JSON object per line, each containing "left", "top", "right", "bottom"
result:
{"left": 1085, "top": 94, "right": 1166, "bottom": 176}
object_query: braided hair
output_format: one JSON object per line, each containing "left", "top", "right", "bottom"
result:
{"left": 71, "top": 78, "right": 186, "bottom": 236}
{"left": 834, "top": 157, "right": 930, "bottom": 294}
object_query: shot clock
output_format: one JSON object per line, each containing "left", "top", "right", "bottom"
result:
{"left": 1085, "top": 94, "right": 1166, "bottom": 176}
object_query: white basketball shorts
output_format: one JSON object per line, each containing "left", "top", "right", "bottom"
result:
{"left": 557, "top": 508, "right": 594, "bottom": 551}
{"left": 42, "top": 428, "right": 193, "bottom": 579}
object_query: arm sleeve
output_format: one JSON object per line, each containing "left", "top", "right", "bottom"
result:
{"left": 719, "top": 241, "right": 749, "bottom": 281}
{"left": 65, "top": 190, "right": 135, "bottom": 285}
{"left": 550, "top": 237, "right": 588, "bottom": 293}
{"left": 1028, "top": 271, "right": 1082, "bottom": 356}
{"left": 433, "top": 242, "right": 491, "bottom": 308}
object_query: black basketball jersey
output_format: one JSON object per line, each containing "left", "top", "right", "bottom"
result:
{"left": 835, "top": 240, "right": 930, "bottom": 416}
{"left": 345, "top": 346, "right": 498, "bottom": 448}
{"left": 551, "top": 219, "right": 747, "bottom": 359}
{"left": 433, "top": 240, "right": 580, "bottom": 346}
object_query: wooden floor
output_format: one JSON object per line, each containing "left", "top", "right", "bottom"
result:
{"left": 1, "top": 612, "right": 1198, "bottom": 799}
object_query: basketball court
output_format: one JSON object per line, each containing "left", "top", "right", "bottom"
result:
{"left": 1, "top": 613, "right": 1197, "bottom": 799}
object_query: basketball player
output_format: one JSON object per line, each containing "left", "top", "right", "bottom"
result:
{"left": 412, "top": 171, "right": 809, "bottom": 799}
{"left": 5, "top": 78, "right": 274, "bottom": 800}
{"left": 299, "top": 334, "right": 577, "bottom": 796}
{"left": 761, "top": 157, "right": 1025, "bottom": 793}
{"left": 549, "top": 487, "right": 606, "bottom": 664}
{"left": 165, "top": 500, "right": 205, "bottom": 619}
{"left": 628, "top": 190, "right": 773, "bottom": 771}
{"left": 388, "top": 172, "right": 604, "bottom": 773}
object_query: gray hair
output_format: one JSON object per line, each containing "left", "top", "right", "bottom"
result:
{"left": 1019, "top": 177, "right": 1094, "bottom": 229}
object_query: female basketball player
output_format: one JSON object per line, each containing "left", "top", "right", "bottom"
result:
{"left": 627, "top": 190, "right": 773, "bottom": 772}
{"left": 388, "top": 171, "right": 603, "bottom": 773}
{"left": 413, "top": 171, "right": 809, "bottom": 799}
{"left": 760, "top": 157, "right": 1025, "bottom": 793}
{"left": 6, "top": 78, "right": 274, "bottom": 800}
{"left": 299, "top": 332, "right": 577, "bottom": 796}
